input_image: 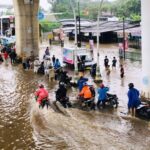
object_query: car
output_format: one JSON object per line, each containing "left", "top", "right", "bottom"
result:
{"left": 0, "top": 36, "right": 15, "bottom": 46}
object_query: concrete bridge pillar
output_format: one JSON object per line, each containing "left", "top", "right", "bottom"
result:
{"left": 141, "top": 0, "right": 150, "bottom": 98}
{"left": 13, "top": 0, "right": 39, "bottom": 57}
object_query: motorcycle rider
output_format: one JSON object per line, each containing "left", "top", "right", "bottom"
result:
{"left": 54, "top": 59, "right": 61, "bottom": 80}
{"left": 35, "top": 84, "right": 49, "bottom": 109}
{"left": 77, "top": 75, "right": 88, "bottom": 91}
{"left": 78, "top": 82, "right": 94, "bottom": 108}
{"left": 59, "top": 71, "right": 72, "bottom": 85}
{"left": 97, "top": 83, "right": 109, "bottom": 109}
{"left": 33, "top": 57, "right": 40, "bottom": 73}
{"left": 128, "top": 83, "right": 141, "bottom": 116}
{"left": 90, "top": 63, "right": 97, "bottom": 78}
{"left": 56, "top": 82, "right": 72, "bottom": 108}
{"left": 54, "top": 58, "right": 61, "bottom": 70}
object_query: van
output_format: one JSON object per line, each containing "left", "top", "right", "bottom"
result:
{"left": 0, "top": 36, "right": 15, "bottom": 46}
{"left": 63, "top": 47, "right": 95, "bottom": 68}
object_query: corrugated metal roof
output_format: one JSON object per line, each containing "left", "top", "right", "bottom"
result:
{"left": 81, "top": 21, "right": 140, "bottom": 33}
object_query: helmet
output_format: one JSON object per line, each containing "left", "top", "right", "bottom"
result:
{"left": 39, "top": 84, "right": 44, "bottom": 88}
{"left": 100, "top": 83, "right": 104, "bottom": 88}
{"left": 83, "top": 82, "right": 88, "bottom": 86}
{"left": 59, "top": 82, "right": 65, "bottom": 87}
{"left": 128, "top": 83, "right": 134, "bottom": 89}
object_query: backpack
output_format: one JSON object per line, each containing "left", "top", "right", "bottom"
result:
{"left": 89, "top": 86, "right": 95, "bottom": 97}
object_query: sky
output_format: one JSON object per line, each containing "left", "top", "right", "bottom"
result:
{"left": 0, "top": 0, "right": 116, "bottom": 12}
{"left": 1, "top": 0, "right": 116, "bottom": 7}
{"left": 0, "top": 0, "right": 50, "bottom": 10}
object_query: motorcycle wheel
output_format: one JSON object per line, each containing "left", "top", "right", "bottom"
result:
{"left": 110, "top": 99, "right": 118, "bottom": 108}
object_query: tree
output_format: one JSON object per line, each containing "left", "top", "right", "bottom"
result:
{"left": 48, "top": 0, "right": 141, "bottom": 21}
{"left": 112, "top": 0, "right": 141, "bottom": 20}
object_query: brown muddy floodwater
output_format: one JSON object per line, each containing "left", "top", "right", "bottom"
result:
{"left": 0, "top": 44, "right": 150, "bottom": 150}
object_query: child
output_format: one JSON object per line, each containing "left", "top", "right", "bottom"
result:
{"left": 112, "top": 57, "right": 117, "bottom": 69}
{"left": 106, "top": 65, "right": 111, "bottom": 76}
{"left": 120, "top": 65, "right": 124, "bottom": 78}
{"left": 49, "top": 67, "right": 55, "bottom": 82}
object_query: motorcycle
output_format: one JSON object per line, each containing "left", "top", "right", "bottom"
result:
{"left": 40, "top": 98, "right": 50, "bottom": 109}
{"left": 105, "top": 93, "right": 119, "bottom": 108}
{"left": 59, "top": 77, "right": 77, "bottom": 88}
{"left": 136, "top": 102, "right": 150, "bottom": 120}
{"left": 76, "top": 96, "right": 95, "bottom": 110}
{"left": 35, "top": 97, "right": 50, "bottom": 109}
{"left": 55, "top": 92, "right": 72, "bottom": 108}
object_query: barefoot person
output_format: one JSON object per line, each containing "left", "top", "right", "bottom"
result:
{"left": 127, "top": 83, "right": 141, "bottom": 116}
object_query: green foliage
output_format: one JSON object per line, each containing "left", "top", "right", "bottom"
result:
{"left": 39, "top": 21, "right": 61, "bottom": 32}
{"left": 130, "top": 14, "right": 141, "bottom": 21}
{"left": 112, "top": 0, "right": 141, "bottom": 20}
{"left": 49, "top": 0, "right": 141, "bottom": 21}
{"left": 51, "top": 0, "right": 76, "bottom": 19}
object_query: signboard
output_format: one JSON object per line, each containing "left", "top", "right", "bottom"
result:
{"left": 89, "top": 39, "right": 94, "bottom": 50}
{"left": 48, "top": 33, "right": 53, "bottom": 39}
{"left": 118, "top": 38, "right": 128, "bottom": 50}
{"left": 63, "top": 48, "right": 74, "bottom": 64}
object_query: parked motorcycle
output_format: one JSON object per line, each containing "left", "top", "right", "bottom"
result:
{"left": 136, "top": 102, "right": 150, "bottom": 120}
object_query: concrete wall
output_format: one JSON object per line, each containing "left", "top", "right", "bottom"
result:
{"left": 141, "top": 0, "right": 150, "bottom": 98}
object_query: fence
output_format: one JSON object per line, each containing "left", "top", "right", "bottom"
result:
{"left": 119, "top": 50, "right": 141, "bottom": 61}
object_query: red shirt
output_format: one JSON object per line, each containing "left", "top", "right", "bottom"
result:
{"left": 35, "top": 88, "right": 49, "bottom": 104}
{"left": 4, "top": 52, "right": 9, "bottom": 59}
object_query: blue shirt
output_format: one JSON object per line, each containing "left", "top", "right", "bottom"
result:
{"left": 77, "top": 77, "right": 88, "bottom": 91}
{"left": 97, "top": 87, "right": 109, "bottom": 101}
{"left": 128, "top": 88, "right": 141, "bottom": 108}
{"left": 54, "top": 61, "right": 61, "bottom": 69}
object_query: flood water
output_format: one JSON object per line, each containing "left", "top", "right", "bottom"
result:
{"left": 0, "top": 44, "right": 150, "bottom": 150}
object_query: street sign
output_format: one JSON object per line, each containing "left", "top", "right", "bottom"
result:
{"left": 37, "top": 11, "right": 45, "bottom": 21}
{"left": 143, "top": 76, "right": 149, "bottom": 85}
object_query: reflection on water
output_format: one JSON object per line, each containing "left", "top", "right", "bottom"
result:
{"left": 0, "top": 44, "right": 150, "bottom": 149}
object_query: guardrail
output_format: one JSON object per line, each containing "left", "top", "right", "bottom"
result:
{"left": 119, "top": 50, "right": 141, "bottom": 61}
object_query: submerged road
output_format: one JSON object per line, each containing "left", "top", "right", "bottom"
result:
{"left": 0, "top": 43, "right": 150, "bottom": 149}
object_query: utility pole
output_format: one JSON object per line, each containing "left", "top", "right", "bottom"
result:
{"left": 123, "top": 17, "right": 125, "bottom": 59}
{"left": 69, "top": 0, "right": 78, "bottom": 80}
{"left": 77, "top": 1, "right": 81, "bottom": 47}
{"left": 69, "top": 0, "right": 77, "bottom": 45}
{"left": 0, "top": 12, "right": 3, "bottom": 36}
{"left": 94, "top": 0, "right": 103, "bottom": 83}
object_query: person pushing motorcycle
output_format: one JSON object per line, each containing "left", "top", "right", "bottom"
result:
{"left": 35, "top": 84, "right": 49, "bottom": 109}
{"left": 56, "top": 82, "right": 72, "bottom": 108}
{"left": 78, "top": 82, "right": 96, "bottom": 110}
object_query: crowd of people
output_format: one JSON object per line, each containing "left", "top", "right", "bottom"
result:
{"left": 33, "top": 47, "right": 141, "bottom": 117}
{"left": 0, "top": 44, "right": 143, "bottom": 117}
{"left": 103, "top": 55, "right": 124, "bottom": 78}
{"left": 28, "top": 47, "right": 141, "bottom": 117}
{"left": 0, "top": 44, "right": 17, "bottom": 65}
{"left": 35, "top": 71, "right": 141, "bottom": 117}
{"left": 90, "top": 55, "right": 125, "bottom": 80}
